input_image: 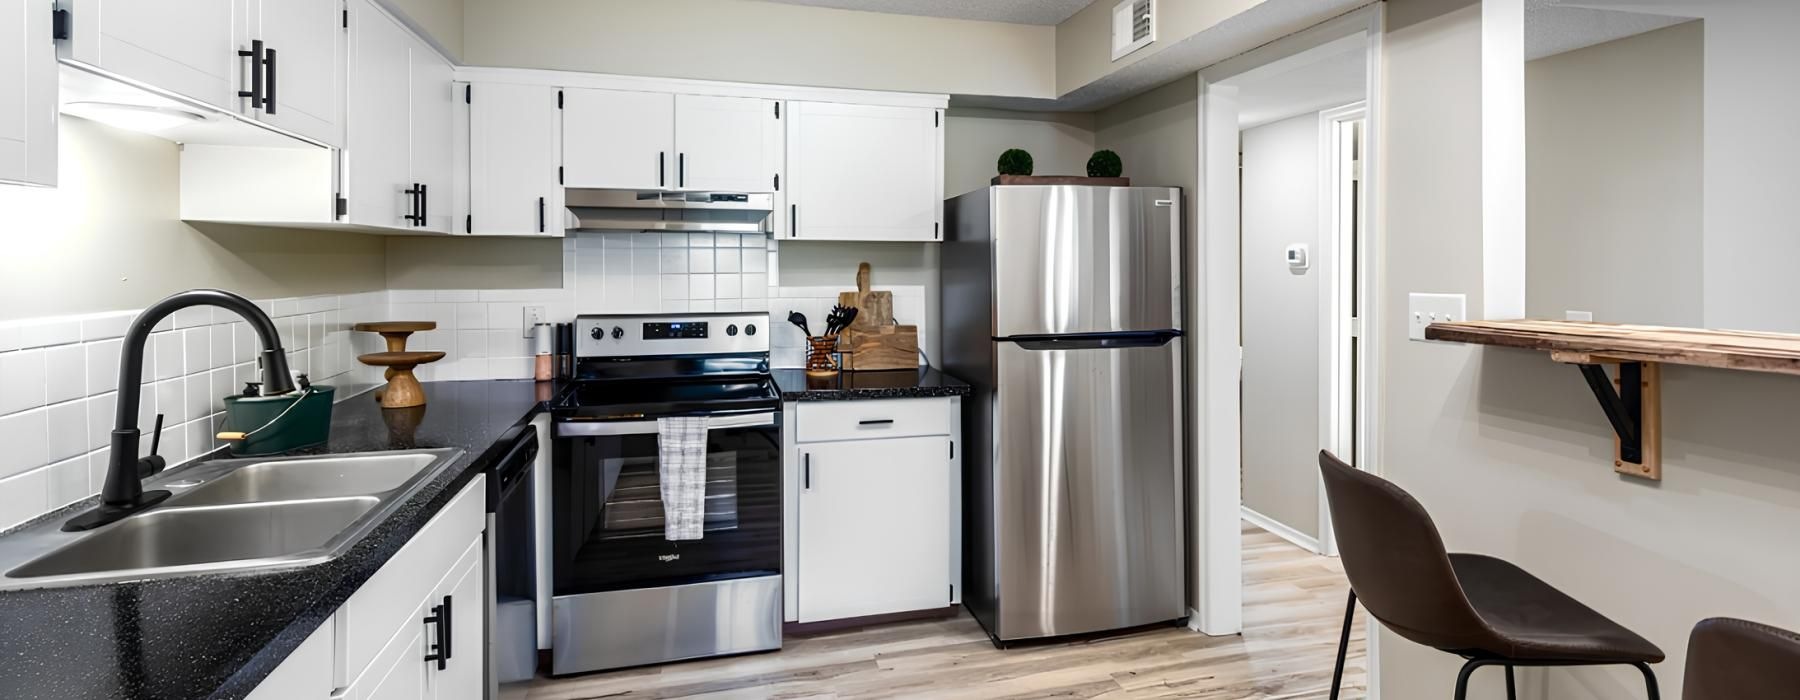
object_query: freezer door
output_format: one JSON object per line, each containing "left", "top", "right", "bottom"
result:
{"left": 992, "top": 186, "right": 1181, "bottom": 337}
{"left": 991, "top": 335, "right": 1186, "bottom": 640}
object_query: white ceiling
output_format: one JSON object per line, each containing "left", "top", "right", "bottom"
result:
{"left": 751, "top": 0, "right": 1095, "bottom": 25}
{"left": 1231, "top": 38, "right": 1366, "bottom": 129}
{"left": 1525, "top": 0, "right": 1693, "bottom": 60}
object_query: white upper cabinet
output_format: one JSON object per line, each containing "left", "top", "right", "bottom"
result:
{"left": 0, "top": 0, "right": 57, "bottom": 186}
{"left": 784, "top": 102, "right": 942, "bottom": 241}
{"left": 408, "top": 32, "right": 454, "bottom": 233}
{"left": 562, "top": 89, "right": 673, "bottom": 190}
{"left": 673, "top": 94, "right": 780, "bottom": 192}
{"left": 468, "top": 82, "right": 561, "bottom": 236}
{"left": 344, "top": 0, "right": 412, "bottom": 230}
{"left": 243, "top": 0, "right": 344, "bottom": 146}
{"left": 60, "top": 0, "right": 238, "bottom": 109}
{"left": 562, "top": 90, "right": 779, "bottom": 192}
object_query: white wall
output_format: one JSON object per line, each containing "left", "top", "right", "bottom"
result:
{"left": 1056, "top": 0, "right": 1265, "bottom": 96}
{"left": 1239, "top": 112, "right": 1322, "bottom": 540}
{"left": 1379, "top": 1, "right": 1800, "bottom": 698}
{"left": 380, "top": 0, "right": 464, "bottom": 59}
{"left": 462, "top": 0, "right": 1056, "bottom": 98}
{"left": 1525, "top": 21, "right": 1702, "bottom": 325}
{"left": 944, "top": 108, "right": 1097, "bottom": 199}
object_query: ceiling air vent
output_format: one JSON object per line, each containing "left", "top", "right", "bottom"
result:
{"left": 1111, "top": 0, "right": 1155, "bottom": 61}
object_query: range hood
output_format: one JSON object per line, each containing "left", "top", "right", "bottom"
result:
{"left": 565, "top": 190, "right": 773, "bottom": 234}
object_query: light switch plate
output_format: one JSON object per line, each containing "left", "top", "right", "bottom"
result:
{"left": 1408, "top": 293, "right": 1467, "bottom": 341}
{"left": 522, "top": 306, "right": 546, "bottom": 337}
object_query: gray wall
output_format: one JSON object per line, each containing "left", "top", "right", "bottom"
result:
{"left": 1379, "top": 0, "right": 1800, "bottom": 697}
{"left": 944, "top": 108, "right": 1096, "bottom": 199}
{"left": 0, "top": 120, "right": 387, "bottom": 320}
{"left": 1238, "top": 112, "right": 1322, "bottom": 540}
{"left": 1525, "top": 22, "right": 1702, "bottom": 325}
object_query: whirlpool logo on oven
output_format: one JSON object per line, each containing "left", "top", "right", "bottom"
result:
{"left": 658, "top": 553, "right": 681, "bottom": 563}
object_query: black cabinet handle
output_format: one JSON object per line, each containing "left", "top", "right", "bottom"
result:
{"left": 678, "top": 152, "right": 685, "bottom": 188}
{"left": 858, "top": 419, "right": 895, "bottom": 426}
{"left": 237, "top": 40, "right": 264, "bottom": 108}
{"left": 658, "top": 152, "right": 665, "bottom": 188}
{"left": 790, "top": 204, "right": 797, "bottom": 237}
{"left": 537, "top": 196, "right": 546, "bottom": 233}
{"left": 403, "top": 183, "right": 422, "bottom": 224}
{"left": 803, "top": 453, "right": 811, "bottom": 490}
{"left": 263, "top": 46, "right": 277, "bottom": 113}
{"left": 419, "top": 183, "right": 428, "bottom": 226}
{"left": 422, "top": 599, "right": 447, "bottom": 670}
{"left": 441, "top": 595, "right": 453, "bottom": 661}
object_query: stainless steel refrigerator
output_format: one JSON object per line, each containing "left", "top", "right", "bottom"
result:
{"left": 942, "top": 185, "right": 1186, "bottom": 645}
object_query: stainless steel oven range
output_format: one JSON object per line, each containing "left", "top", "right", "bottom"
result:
{"left": 548, "top": 312, "right": 782, "bottom": 676}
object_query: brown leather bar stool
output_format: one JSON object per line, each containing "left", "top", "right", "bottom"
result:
{"left": 1317, "top": 450, "right": 1664, "bottom": 699}
{"left": 1683, "top": 617, "right": 1800, "bottom": 699}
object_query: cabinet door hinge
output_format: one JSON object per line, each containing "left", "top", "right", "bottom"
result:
{"left": 52, "top": 8, "right": 71, "bottom": 40}
{"left": 465, "top": 214, "right": 472, "bottom": 233}
{"left": 334, "top": 194, "right": 347, "bottom": 219}
{"left": 773, "top": 173, "right": 779, "bottom": 191}
{"left": 557, "top": 90, "right": 563, "bottom": 109}
{"left": 464, "top": 84, "right": 471, "bottom": 104}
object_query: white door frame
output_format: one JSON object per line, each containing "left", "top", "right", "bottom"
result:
{"left": 1315, "top": 102, "right": 1366, "bottom": 558}
{"left": 1189, "top": 5, "right": 1385, "bottom": 686}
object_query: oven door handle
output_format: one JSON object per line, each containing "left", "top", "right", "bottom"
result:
{"left": 555, "top": 411, "right": 776, "bottom": 437}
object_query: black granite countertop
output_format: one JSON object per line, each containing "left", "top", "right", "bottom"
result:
{"left": 0, "top": 379, "right": 559, "bottom": 700}
{"left": 772, "top": 367, "right": 971, "bottom": 401}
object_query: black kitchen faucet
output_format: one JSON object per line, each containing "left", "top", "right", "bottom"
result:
{"left": 62, "top": 289, "right": 297, "bottom": 532}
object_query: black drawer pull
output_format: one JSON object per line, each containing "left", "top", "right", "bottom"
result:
{"left": 263, "top": 46, "right": 277, "bottom": 113}
{"left": 803, "top": 453, "right": 811, "bottom": 490}
{"left": 858, "top": 419, "right": 895, "bottom": 426}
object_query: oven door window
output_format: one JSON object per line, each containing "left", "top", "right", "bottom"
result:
{"left": 552, "top": 421, "right": 781, "bottom": 594}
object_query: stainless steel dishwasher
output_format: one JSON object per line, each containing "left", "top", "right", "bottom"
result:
{"left": 487, "top": 424, "right": 538, "bottom": 698}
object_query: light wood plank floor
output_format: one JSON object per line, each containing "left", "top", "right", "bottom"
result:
{"left": 529, "top": 522, "right": 1365, "bottom": 699}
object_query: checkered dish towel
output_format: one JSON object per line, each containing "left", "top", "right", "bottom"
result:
{"left": 657, "top": 416, "right": 710, "bottom": 541}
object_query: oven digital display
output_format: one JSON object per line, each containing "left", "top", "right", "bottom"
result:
{"left": 643, "top": 321, "right": 708, "bottom": 339}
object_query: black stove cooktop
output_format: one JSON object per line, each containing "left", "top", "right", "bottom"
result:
{"left": 554, "top": 374, "right": 781, "bottom": 420}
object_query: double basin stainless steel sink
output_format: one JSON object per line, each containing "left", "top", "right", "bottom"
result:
{"left": 0, "top": 448, "right": 463, "bottom": 590}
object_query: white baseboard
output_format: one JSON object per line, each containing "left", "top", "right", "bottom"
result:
{"left": 1241, "top": 505, "right": 1322, "bottom": 554}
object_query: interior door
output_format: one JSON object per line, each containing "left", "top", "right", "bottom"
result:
{"left": 408, "top": 35, "right": 454, "bottom": 232}
{"left": 468, "top": 82, "right": 560, "bottom": 235}
{"left": 785, "top": 102, "right": 939, "bottom": 241}
{"left": 562, "top": 88, "right": 673, "bottom": 189}
{"left": 674, "top": 94, "right": 778, "bottom": 192}
{"left": 75, "top": 0, "right": 236, "bottom": 109}
{"left": 990, "top": 336, "right": 1185, "bottom": 640}
{"left": 797, "top": 436, "right": 949, "bottom": 622}
{"left": 249, "top": 0, "right": 343, "bottom": 145}
{"left": 344, "top": 0, "right": 411, "bottom": 229}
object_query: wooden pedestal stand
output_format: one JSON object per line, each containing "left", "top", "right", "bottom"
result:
{"left": 353, "top": 322, "right": 444, "bottom": 408}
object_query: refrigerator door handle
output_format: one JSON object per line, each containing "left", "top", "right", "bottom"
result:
{"left": 997, "top": 330, "right": 1183, "bottom": 351}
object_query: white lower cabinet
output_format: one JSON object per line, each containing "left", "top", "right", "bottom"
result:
{"left": 247, "top": 475, "right": 486, "bottom": 700}
{"left": 785, "top": 397, "right": 961, "bottom": 624}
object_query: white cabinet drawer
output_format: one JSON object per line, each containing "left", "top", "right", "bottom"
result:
{"left": 793, "top": 397, "right": 952, "bottom": 443}
{"left": 339, "top": 475, "right": 485, "bottom": 690}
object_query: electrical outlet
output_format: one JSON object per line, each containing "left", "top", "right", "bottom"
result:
{"left": 1566, "top": 310, "right": 1594, "bottom": 322}
{"left": 522, "top": 305, "right": 546, "bottom": 337}
{"left": 1408, "top": 293, "right": 1467, "bottom": 341}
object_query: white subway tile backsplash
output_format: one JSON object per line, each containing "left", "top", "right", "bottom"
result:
{"left": 659, "top": 249, "right": 688, "bottom": 274}
{"left": 79, "top": 312, "right": 131, "bottom": 341}
{"left": 689, "top": 274, "right": 716, "bottom": 300}
{"left": 209, "top": 325, "right": 233, "bottom": 370}
{"left": 156, "top": 379, "right": 190, "bottom": 423}
{"left": 22, "top": 319, "right": 81, "bottom": 349}
{"left": 456, "top": 330, "right": 489, "bottom": 358}
{"left": 173, "top": 306, "right": 212, "bottom": 330}
{"left": 151, "top": 331, "right": 183, "bottom": 381}
{"left": 455, "top": 303, "right": 487, "bottom": 330}
{"left": 743, "top": 250, "right": 768, "bottom": 273}
{"left": 0, "top": 325, "right": 19, "bottom": 352}
{"left": 689, "top": 233, "right": 715, "bottom": 248}
{"left": 44, "top": 345, "right": 85, "bottom": 406}
{"left": 0, "top": 409, "right": 48, "bottom": 480}
{"left": 716, "top": 248, "right": 741, "bottom": 273}
{"left": 689, "top": 249, "right": 716, "bottom": 274}
{"left": 661, "top": 233, "right": 688, "bottom": 247}
{"left": 715, "top": 274, "right": 742, "bottom": 299}
{"left": 183, "top": 327, "right": 209, "bottom": 373}
{"left": 45, "top": 400, "right": 88, "bottom": 465}
{"left": 743, "top": 274, "right": 768, "bottom": 298}
{"left": 0, "top": 349, "right": 45, "bottom": 415}
{"left": 47, "top": 456, "right": 89, "bottom": 509}
{"left": 661, "top": 275, "right": 689, "bottom": 300}
{"left": 0, "top": 468, "right": 48, "bottom": 530}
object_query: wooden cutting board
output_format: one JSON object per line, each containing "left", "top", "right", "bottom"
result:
{"left": 839, "top": 325, "right": 919, "bottom": 371}
{"left": 836, "top": 262, "right": 892, "bottom": 329}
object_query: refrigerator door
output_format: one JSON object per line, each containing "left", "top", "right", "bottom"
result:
{"left": 991, "top": 186, "right": 1181, "bottom": 338}
{"left": 989, "top": 332, "right": 1186, "bottom": 641}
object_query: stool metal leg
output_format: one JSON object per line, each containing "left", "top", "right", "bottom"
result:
{"left": 1453, "top": 659, "right": 1484, "bottom": 700}
{"left": 1505, "top": 665, "right": 1516, "bottom": 700}
{"left": 1329, "top": 590, "right": 1356, "bottom": 700}
{"left": 1632, "top": 662, "right": 1660, "bottom": 700}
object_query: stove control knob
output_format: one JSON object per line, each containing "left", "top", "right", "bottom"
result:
{"left": 589, "top": 326, "right": 603, "bottom": 340}
{"left": 745, "top": 324, "right": 757, "bottom": 336}
{"left": 726, "top": 324, "right": 739, "bottom": 336}
{"left": 611, "top": 326, "right": 625, "bottom": 340}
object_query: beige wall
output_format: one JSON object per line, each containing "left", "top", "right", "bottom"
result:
{"left": 381, "top": 0, "right": 465, "bottom": 59}
{"left": 1056, "top": 0, "right": 1264, "bottom": 96}
{"left": 1239, "top": 111, "right": 1323, "bottom": 539}
{"left": 944, "top": 108, "right": 1097, "bottom": 199}
{"left": 462, "top": 0, "right": 1055, "bottom": 98}
{"left": 0, "top": 120, "right": 386, "bottom": 321}
{"left": 1525, "top": 22, "right": 1702, "bottom": 326}
{"left": 1378, "top": 1, "right": 1800, "bottom": 697}
{"left": 384, "top": 236, "right": 562, "bottom": 290}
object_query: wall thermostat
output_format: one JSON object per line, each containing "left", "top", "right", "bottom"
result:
{"left": 1285, "top": 244, "right": 1310, "bottom": 272}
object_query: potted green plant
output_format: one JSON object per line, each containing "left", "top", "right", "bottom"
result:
{"left": 1087, "top": 150, "right": 1123, "bottom": 178}
{"left": 997, "top": 148, "right": 1034, "bottom": 176}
